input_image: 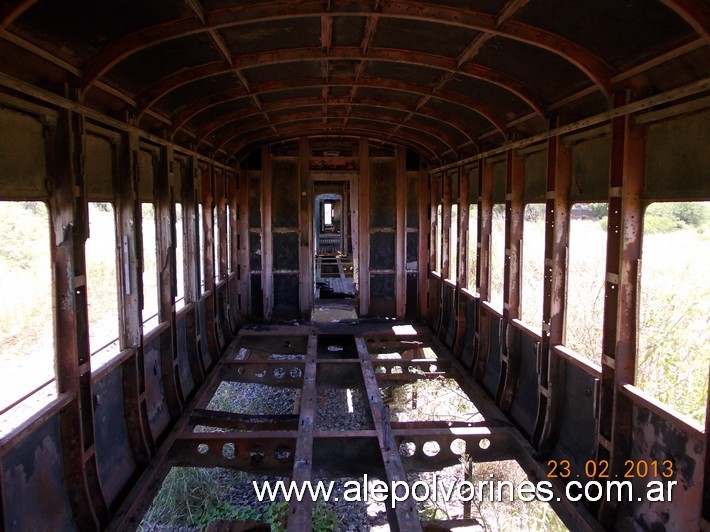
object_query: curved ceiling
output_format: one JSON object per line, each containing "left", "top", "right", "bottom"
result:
{"left": 1, "top": 0, "right": 707, "bottom": 164}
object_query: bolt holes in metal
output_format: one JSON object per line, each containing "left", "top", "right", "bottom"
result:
{"left": 250, "top": 447, "right": 265, "bottom": 466}
{"left": 197, "top": 443, "right": 209, "bottom": 454}
{"left": 273, "top": 367, "right": 285, "bottom": 379}
{"left": 274, "top": 446, "right": 292, "bottom": 461}
{"left": 399, "top": 441, "right": 416, "bottom": 458}
{"left": 254, "top": 370, "right": 267, "bottom": 378}
{"left": 289, "top": 367, "right": 302, "bottom": 379}
{"left": 222, "top": 443, "right": 236, "bottom": 459}
{"left": 450, "top": 438, "right": 466, "bottom": 455}
{"left": 479, "top": 438, "right": 491, "bottom": 450}
{"left": 423, "top": 441, "right": 440, "bottom": 457}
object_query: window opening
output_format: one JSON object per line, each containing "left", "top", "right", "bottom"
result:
{"left": 636, "top": 201, "right": 710, "bottom": 425}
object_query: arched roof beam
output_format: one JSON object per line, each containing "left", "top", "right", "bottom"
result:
{"left": 79, "top": 1, "right": 612, "bottom": 99}
{"left": 0, "top": 0, "right": 37, "bottom": 32}
{"left": 658, "top": 0, "right": 709, "bottom": 42}
{"left": 140, "top": 73, "right": 509, "bottom": 138}
{"left": 141, "top": 47, "right": 545, "bottom": 121}
{"left": 193, "top": 100, "right": 477, "bottom": 148}
{"left": 216, "top": 116, "right": 455, "bottom": 159}
{"left": 226, "top": 126, "right": 441, "bottom": 162}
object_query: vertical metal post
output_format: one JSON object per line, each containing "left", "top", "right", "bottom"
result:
{"left": 597, "top": 93, "right": 645, "bottom": 525}
{"left": 473, "top": 162, "right": 493, "bottom": 380}
{"left": 395, "top": 147, "right": 407, "bottom": 319}
{"left": 358, "top": 138, "right": 370, "bottom": 316}
{"left": 299, "top": 137, "right": 313, "bottom": 318}
{"left": 261, "top": 145, "right": 273, "bottom": 319}
{"left": 532, "top": 134, "right": 571, "bottom": 451}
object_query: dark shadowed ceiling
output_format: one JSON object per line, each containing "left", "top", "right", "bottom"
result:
{"left": 1, "top": 0, "right": 708, "bottom": 164}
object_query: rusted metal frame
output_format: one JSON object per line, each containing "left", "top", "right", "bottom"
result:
{"left": 286, "top": 335, "right": 318, "bottom": 530}
{"left": 496, "top": 150, "right": 524, "bottom": 411}
{"left": 438, "top": 77, "right": 710, "bottom": 175}
{"left": 156, "top": 145, "right": 184, "bottom": 420}
{"left": 418, "top": 168, "right": 429, "bottom": 319}
{"left": 472, "top": 162, "right": 493, "bottom": 380}
{"left": 395, "top": 147, "right": 407, "bottom": 319}
{"left": 194, "top": 100, "right": 476, "bottom": 150}
{"left": 237, "top": 163, "right": 251, "bottom": 316}
{"left": 453, "top": 165, "right": 469, "bottom": 358}
{"left": 356, "top": 337, "right": 423, "bottom": 531}
{"left": 50, "top": 108, "right": 107, "bottom": 528}
{"left": 260, "top": 145, "right": 273, "bottom": 320}
{"left": 441, "top": 169, "right": 452, "bottom": 282}
{"left": 215, "top": 114, "right": 458, "bottom": 159}
{"left": 658, "top": 0, "right": 709, "bottom": 41}
{"left": 358, "top": 138, "right": 370, "bottom": 316}
{"left": 228, "top": 124, "right": 440, "bottom": 162}
{"left": 190, "top": 409, "right": 299, "bottom": 431}
{"left": 79, "top": 2, "right": 611, "bottom": 99}
{"left": 427, "top": 334, "right": 603, "bottom": 531}
{"left": 298, "top": 137, "right": 313, "bottom": 318}
{"left": 531, "top": 135, "right": 571, "bottom": 452}
{"left": 426, "top": 172, "right": 440, "bottom": 326}
{"left": 596, "top": 93, "right": 644, "bottom": 526}
{"left": 106, "top": 350, "right": 227, "bottom": 531}
{"left": 201, "top": 167, "right": 216, "bottom": 293}
{"left": 226, "top": 171, "right": 240, "bottom": 329}
{"left": 143, "top": 64, "right": 502, "bottom": 137}
{"left": 215, "top": 172, "right": 228, "bottom": 284}
{"left": 116, "top": 132, "right": 155, "bottom": 472}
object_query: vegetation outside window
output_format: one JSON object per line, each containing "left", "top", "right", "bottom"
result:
{"left": 636, "top": 201, "right": 710, "bottom": 426}
{"left": 488, "top": 204, "right": 505, "bottom": 310}
{"left": 86, "top": 202, "right": 120, "bottom": 357}
{"left": 520, "top": 204, "right": 545, "bottom": 329}
{"left": 0, "top": 201, "right": 55, "bottom": 414}
{"left": 175, "top": 203, "right": 185, "bottom": 310}
{"left": 565, "top": 203, "right": 607, "bottom": 363}
{"left": 467, "top": 204, "right": 478, "bottom": 291}
{"left": 448, "top": 205, "right": 458, "bottom": 282}
{"left": 142, "top": 203, "right": 159, "bottom": 332}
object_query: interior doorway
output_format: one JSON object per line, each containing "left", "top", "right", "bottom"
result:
{"left": 313, "top": 183, "right": 355, "bottom": 302}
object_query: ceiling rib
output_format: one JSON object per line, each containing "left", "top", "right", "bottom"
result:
{"left": 78, "top": 2, "right": 612, "bottom": 99}
{"left": 133, "top": 47, "right": 544, "bottom": 125}
{"left": 193, "top": 101, "right": 477, "bottom": 147}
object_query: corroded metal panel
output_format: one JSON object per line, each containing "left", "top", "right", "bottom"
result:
{"left": 482, "top": 312, "right": 502, "bottom": 397}
{"left": 1, "top": 416, "right": 76, "bottom": 531}
{"left": 508, "top": 328, "right": 539, "bottom": 438}
{"left": 142, "top": 333, "right": 171, "bottom": 443}
{"left": 93, "top": 367, "right": 137, "bottom": 507}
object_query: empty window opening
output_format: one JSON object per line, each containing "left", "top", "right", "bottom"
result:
{"left": 520, "top": 204, "right": 545, "bottom": 329}
{"left": 226, "top": 204, "right": 231, "bottom": 275}
{"left": 198, "top": 204, "right": 205, "bottom": 294}
{"left": 488, "top": 204, "right": 506, "bottom": 310}
{"left": 0, "top": 201, "right": 56, "bottom": 415}
{"left": 636, "top": 201, "right": 710, "bottom": 425}
{"left": 449, "top": 204, "right": 458, "bottom": 282}
{"left": 467, "top": 204, "right": 478, "bottom": 291}
{"left": 86, "top": 202, "right": 120, "bottom": 358}
{"left": 565, "top": 203, "right": 608, "bottom": 362}
{"left": 175, "top": 203, "right": 185, "bottom": 310}
{"left": 214, "top": 205, "right": 220, "bottom": 281}
{"left": 435, "top": 204, "right": 442, "bottom": 273}
{"left": 142, "top": 203, "right": 159, "bottom": 332}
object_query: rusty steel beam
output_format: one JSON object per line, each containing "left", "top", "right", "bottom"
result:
{"left": 356, "top": 336, "right": 423, "bottom": 531}
{"left": 472, "top": 163, "right": 493, "bottom": 381}
{"left": 229, "top": 127, "right": 439, "bottom": 163}
{"left": 165, "top": 75, "right": 506, "bottom": 143}
{"left": 212, "top": 110, "right": 462, "bottom": 159}
{"left": 139, "top": 68, "right": 509, "bottom": 139}
{"left": 358, "top": 137, "right": 370, "bottom": 316}
{"left": 223, "top": 120, "right": 447, "bottom": 161}
{"left": 496, "top": 150, "right": 524, "bottom": 412}
{"left": 190, "top": 409, "right": 299, "bottom": 430}
{"left": 658, "top": 0, "right": 709, "bottom": 41}
{"left": 596, "top": 92, "right": 645, "bottom": 526}
{"left": 260, "top": 145, "right": 273, "bottom": 320}
{"left": 287, "top": 335, "right": 318, "bottom": 530}
{"left": 192, "top": 100, "right": 477, "bottom": 149}
{"left": 531, "top": 134, "right": 571, "bottom": 453}
{"left": 79, "top": 1, "right": 612, "bottom": 98}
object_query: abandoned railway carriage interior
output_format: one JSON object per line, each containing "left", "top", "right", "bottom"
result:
{"left": 0, "top": 0, "right": 709, "bottom": 530}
